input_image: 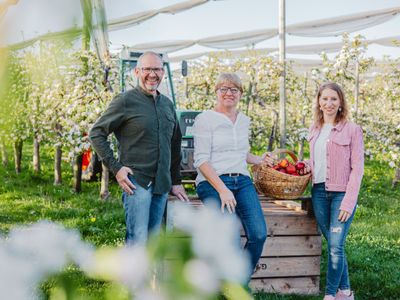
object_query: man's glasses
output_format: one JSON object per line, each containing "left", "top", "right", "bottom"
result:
{"left": 218, "top": 87, "right": 240, "bottom": 94}
{"left": 141, "top": 67, "right": 164, "bottom": 74}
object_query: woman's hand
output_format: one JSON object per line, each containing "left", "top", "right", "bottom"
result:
{"left": 297, "top": 161, "right": 312, "bottom": 175}
{"left": 338, "top": 210, "right": 351, "bottom": 222}
{"left": 219, "top": 188, "right": 237, "bottom": 214}
{"left": 261, "top": 152, "right": 275, "bottom": 167}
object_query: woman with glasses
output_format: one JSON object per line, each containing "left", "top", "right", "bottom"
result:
{"left": 192, "top": 72, "right": 274, "bottom": 285}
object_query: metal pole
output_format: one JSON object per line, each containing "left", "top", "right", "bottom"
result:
{"left": 279, "top": 0, "right": 286, "bottom": 149}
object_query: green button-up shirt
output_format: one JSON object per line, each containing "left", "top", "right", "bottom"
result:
{"left": 89, "top": 86, "right": 182, "bottom": 194}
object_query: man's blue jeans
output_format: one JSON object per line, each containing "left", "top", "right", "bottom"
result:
{"left": 312, "top": 183, "right": 356, "bottom": 296}
{"left": 196, "top": 175, "right": 267, "bottom": 280}
{"left": 122, "top": 175, "right": 168, "bottom": 246}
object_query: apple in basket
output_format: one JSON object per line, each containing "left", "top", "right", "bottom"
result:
{"left": 271, "top": 159, "right": 309, "bottom": 176}
{"left": 295, "top": 161, "right": 308, "bottom": 176}
{"left": 286, "top": 164, "right": 297, "bottom": 175}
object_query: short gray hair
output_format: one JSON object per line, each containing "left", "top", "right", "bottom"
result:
{"left": 214, "top": 73, "right": 243, "bottom": 93}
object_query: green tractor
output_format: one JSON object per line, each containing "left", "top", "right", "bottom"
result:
{"left": 82, "top": 50, "right": 200, "bottom": 180}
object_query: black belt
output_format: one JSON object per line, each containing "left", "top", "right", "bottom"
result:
{"left": 221, "top": 173, "right": 243, "bottom": 177}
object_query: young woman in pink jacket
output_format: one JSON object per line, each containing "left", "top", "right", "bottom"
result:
{"left": 307, "top": 82, "right": 364, "bottom": 300}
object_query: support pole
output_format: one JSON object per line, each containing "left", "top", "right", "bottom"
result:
{"left": 279, "top": 0, "right": 286, "bottom": 149}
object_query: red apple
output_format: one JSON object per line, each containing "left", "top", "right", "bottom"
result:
{"left": 286, "top": 164, "right": 297, "bottom": 174}
{"left": 295, "top": 161, "right": 306, "bottom": 170}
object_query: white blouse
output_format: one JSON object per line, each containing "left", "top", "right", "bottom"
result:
{"left": 193, "top": 110, "right": 251, "bottom": 185}
{"left": 313, "top": 123, "right": 333, "bottom": 183}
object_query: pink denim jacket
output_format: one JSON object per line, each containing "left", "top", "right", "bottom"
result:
{"left": 308, "top": 121, "right": 364, "bottom": 214}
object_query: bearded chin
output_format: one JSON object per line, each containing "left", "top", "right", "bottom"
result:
{"left": 145, "top": 83, "right": 158, "bottom": 91}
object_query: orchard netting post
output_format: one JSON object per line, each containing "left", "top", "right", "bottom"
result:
{"left": 279, "top": 0, "right": 287, "bottom": 150}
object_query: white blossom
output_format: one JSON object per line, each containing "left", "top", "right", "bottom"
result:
{"left": 184, "top": 259, "right": 219, "bottom": 294}
{"left": 174, "top": 202, "right": 250, "bottom": 284}
{"left": 0, "top": 221, "right": 95, "bottom": 300}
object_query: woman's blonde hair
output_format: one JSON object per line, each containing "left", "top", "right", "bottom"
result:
{"left": 313, "top": 82, "right": 349, "bottom": 127}
{"left": 214, "top": 73, "right": 243, "bottom": 93}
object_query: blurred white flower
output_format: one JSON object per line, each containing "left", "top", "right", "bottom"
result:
{"left": 0, "top": 221, "right": 95, "bottom": 300}
{"left": 87, "top": 246, "right": 150, "bottom": 292}
{"left": 184, "top": 259, "right": 219, "bottom": 294}
{"left": 174, "top": 202, "right": 250, "bottom": 284}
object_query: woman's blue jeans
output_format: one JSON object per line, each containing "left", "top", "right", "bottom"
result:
{"left": 196, "top": 175, "right": 267, "bottom": 281}
{"left": 312, "top": 183, "right": 356, "bottom": 296}
{"left": 122, "top": 175, "right": 168, "bottom": 246}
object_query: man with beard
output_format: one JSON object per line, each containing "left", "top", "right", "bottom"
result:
{"left": 89, "top": 51, "right": 189, "bottom": 246}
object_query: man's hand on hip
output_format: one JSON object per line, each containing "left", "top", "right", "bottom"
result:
{"left": 170, "top": 185, "right": 190, "bottom": 202}
{"left": 116, "top": 167, "right": 136, "bottom": 195}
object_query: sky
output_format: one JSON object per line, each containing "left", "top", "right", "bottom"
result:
{"left": 1, "top": 0, "right": 400, "bottom": 61}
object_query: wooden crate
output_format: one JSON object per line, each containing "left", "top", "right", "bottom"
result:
{"left": 166, "top": 196, "right": 321, "bottom": 295}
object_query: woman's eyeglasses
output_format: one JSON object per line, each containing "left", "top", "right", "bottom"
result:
{"left": 218, "top": 87, "right": 240, "bottom": 94}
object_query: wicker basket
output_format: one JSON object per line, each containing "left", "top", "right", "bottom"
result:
{"left": 252, "top": 149, "right": 311, "bottom": 200}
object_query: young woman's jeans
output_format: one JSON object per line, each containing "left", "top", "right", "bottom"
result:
{"left": 122, "top": 175, "right": 168, "bottom": 246}
{"left": 312, "top": 183, "right": 356, "bottom": 296}
{"left": 196, "top": 175, "right": 267, "bottom": 281}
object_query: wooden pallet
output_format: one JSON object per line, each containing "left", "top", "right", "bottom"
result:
{"left": 166, "top": 195, "right": 321, "bottom": 295}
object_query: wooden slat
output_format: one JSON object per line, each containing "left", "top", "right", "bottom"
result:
{"left": 239, "top": 214, "right": 319, "bottom": 236}
{"left": 166, "top": 201, "right": 319, "bottom": 236}
{"left": 253, "top": 256, "right": 320, "bottom": 278}
{"left": 241, "top": 236, "right": 321, "bottom": 257}
{"left": 169, "top": 198, "right": 310, "bottom": 216}
{"left": 273, "top": 200, "right": 302, "bottom": 211}
{"left": 250, "top": 277, "right": 320, "bottom": 295}
{"left": 265, "top": 215, "right": 319, "bottom": 236}
{"left": 168, "top": 195, "right": 312, "bottom": 204}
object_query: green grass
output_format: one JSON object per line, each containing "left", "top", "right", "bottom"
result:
{"left": 0, "top": 145, "right": 399, "bottom": 299}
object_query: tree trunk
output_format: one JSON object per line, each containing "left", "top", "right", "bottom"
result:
{"left": 72, "top": 154, "right": 83, "bottom": 193}
{"left": 54, "top": 145, "right": 62, "bottom": 185}
{"left": 298, "top": 115, "right": 306, "bottom": 161}
{"left": 245, "top": 82, "right": 253, "bottom": 116}
{"left": 298, "top": 140, "right": 305, "bottom": 161}
{"left": 100, "top": 162, "right": 110, "bottom": 200}
{"left": 392, "top": 167, "right": 400, "bottom": 188}
{"left": 268, "top": 110, "right": 279, "bottom": 152}
{"left": 13, "top": 140, "right": 23, "bottom": 174}
{"left": 1, "top": 140, "right": 8, "bottom": 166}
{"left": 33, "top": 134, "right": 40, "bottom": 173}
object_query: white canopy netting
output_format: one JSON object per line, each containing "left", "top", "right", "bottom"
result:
{"left": 125, "top": 6, "right": 400, "bottom": 53}
{"left": 1, "top": 0, "right": 399, "bottom": 64}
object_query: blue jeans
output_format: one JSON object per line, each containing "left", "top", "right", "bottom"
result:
{"left": 196, "top": 175, "right": 267, "bottom": 281}
{"left": 312, "top": 183, "right": 356, "bottom": 296}
{"left": 122, "top": 175, "right": 168, "bottom": 246}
